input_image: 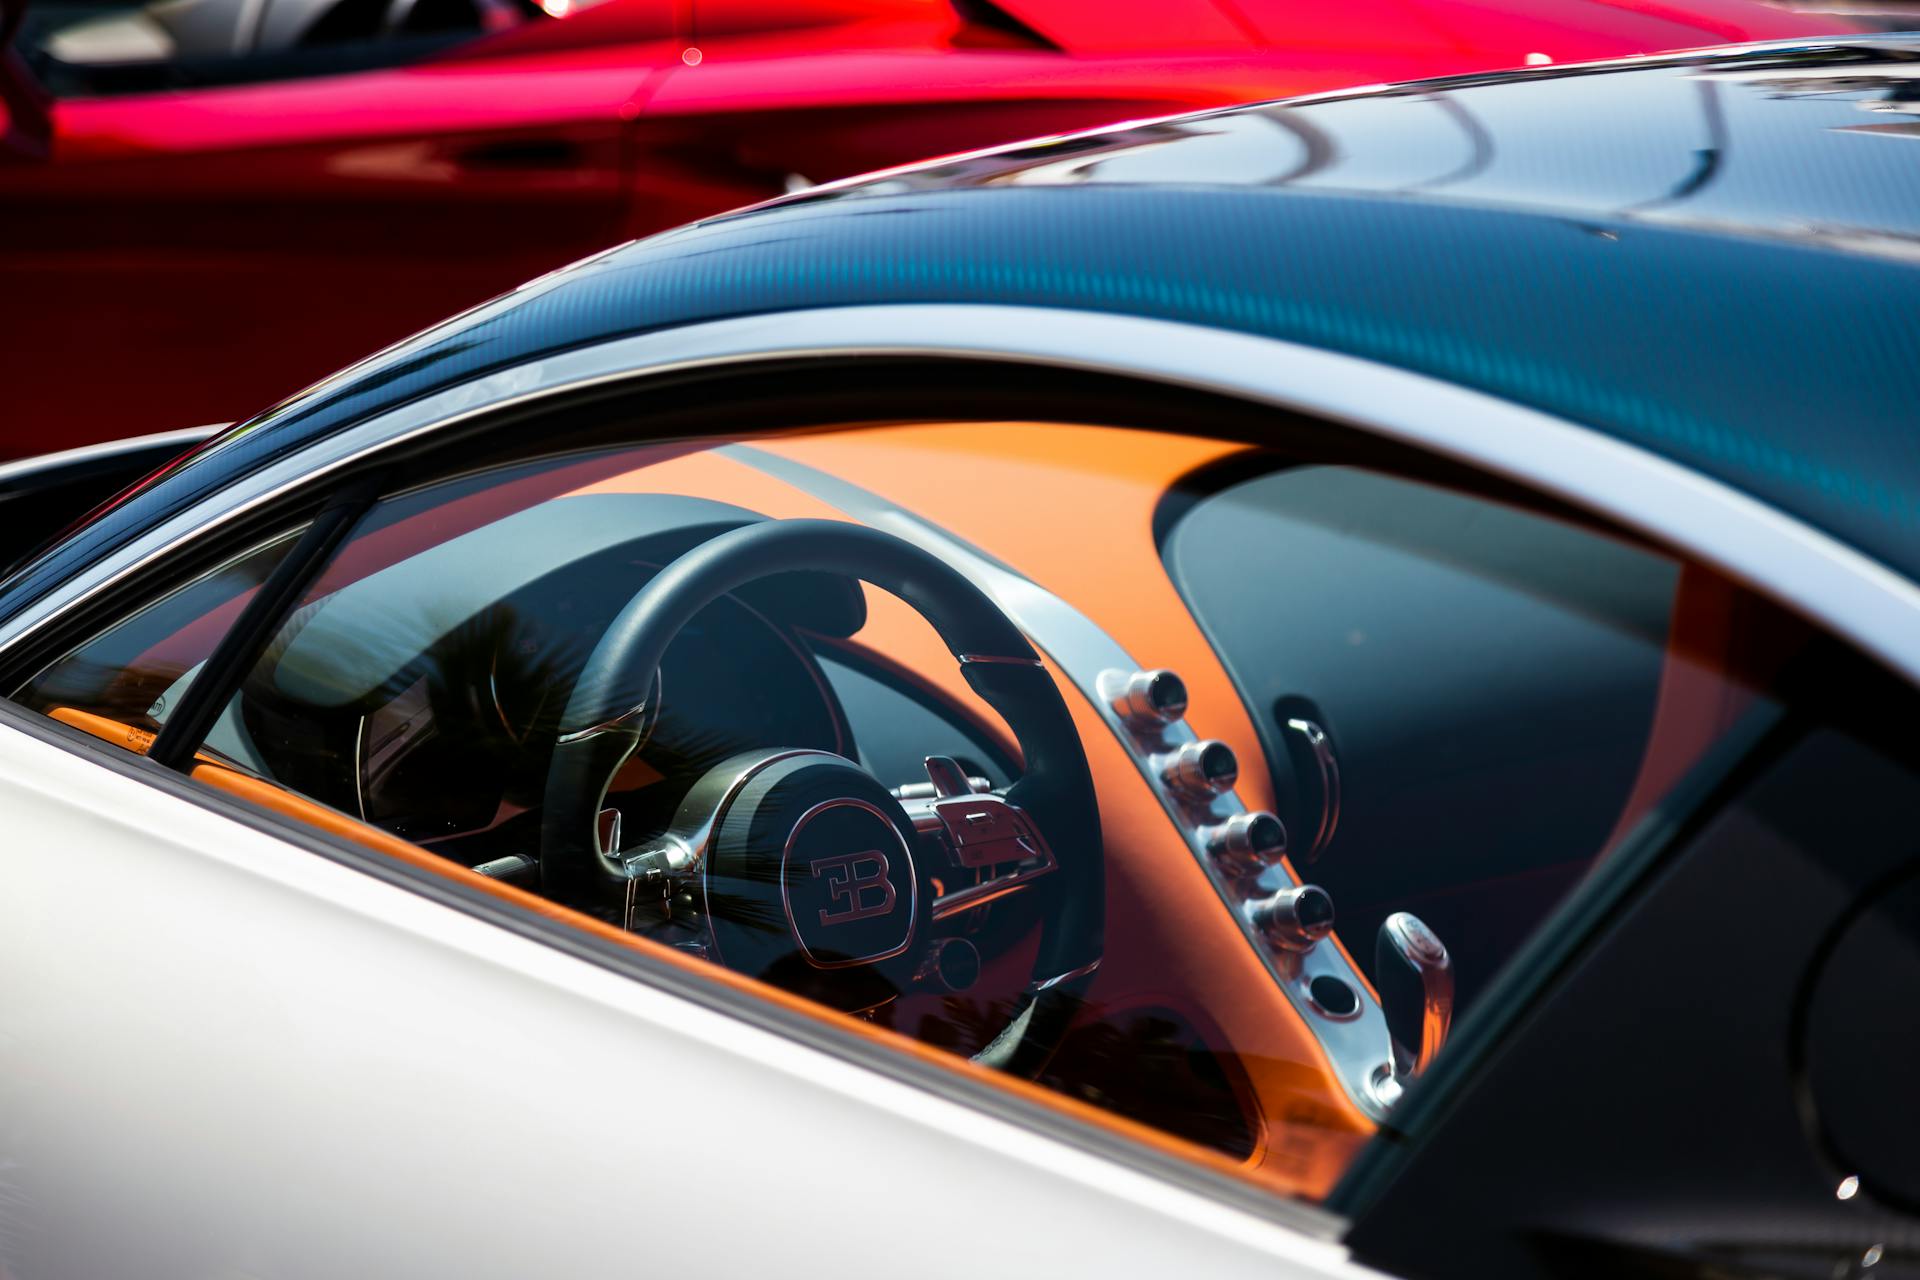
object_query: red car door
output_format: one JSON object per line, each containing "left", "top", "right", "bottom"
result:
{"left": 0, "top": 5, "right": 669, "bottom": 454}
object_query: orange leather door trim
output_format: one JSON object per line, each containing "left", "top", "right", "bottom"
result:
{"left": 43, "top": 704, "right": 1296, "bottom": 1195}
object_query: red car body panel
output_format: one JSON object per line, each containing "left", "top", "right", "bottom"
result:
{"left": 0, "top": 0, "right": 1851, "bottom": 455}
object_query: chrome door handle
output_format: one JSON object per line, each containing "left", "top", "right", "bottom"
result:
{"left": 1376, "top": 911, "right": 1453, "bottom": 1078}
{"left": 1285, "top": 716, "right": 1341, "bottom": 860}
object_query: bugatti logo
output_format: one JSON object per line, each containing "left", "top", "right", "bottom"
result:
{"left": 812, "top": 849, "right": 896, "bottom": 926}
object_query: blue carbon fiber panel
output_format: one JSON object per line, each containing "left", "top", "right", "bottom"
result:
{"left": 7, "top": 40, "right": 1919, "bottom": 624}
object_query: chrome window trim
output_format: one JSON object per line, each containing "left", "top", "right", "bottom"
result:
{"left": 6, "top": 303, "right": 1919, "bottom": 695}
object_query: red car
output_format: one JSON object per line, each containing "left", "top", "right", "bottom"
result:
{"left": 0, "top": 0, "right": 1851, "bottom": 456}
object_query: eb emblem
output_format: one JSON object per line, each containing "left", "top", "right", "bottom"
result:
{"left": 811, "top": 850, "right": 896, "bottom": 926}
{"left": 778, "top": 796, "right": 917, "bottom": 968}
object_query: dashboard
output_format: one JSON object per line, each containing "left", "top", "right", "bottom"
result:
{"left": 350, "top": 577, "right": 854, "bottom": 866}
{"left": 196, "top": 496, "right": 868, "bottom": 869}
{"left": 234, "top": 525, "right": 1017, "bottom": 880}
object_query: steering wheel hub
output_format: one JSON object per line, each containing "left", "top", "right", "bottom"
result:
{"left": 700, "top": 752, "right": 925, "bottom": 996}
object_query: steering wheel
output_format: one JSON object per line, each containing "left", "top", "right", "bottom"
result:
{"left": 538, "top": 518, "right": 1103, "bottom": 1077}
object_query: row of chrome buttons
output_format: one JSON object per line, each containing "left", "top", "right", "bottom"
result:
{"left": 1107, "top": 665, "right": 1455, "bottom": 1105}
{"left": 1106, "top": 667, "right": 1335, "bottom": 955}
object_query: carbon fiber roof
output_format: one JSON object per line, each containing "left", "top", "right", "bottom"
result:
{"left": 8, "top": 36, "right": 1920, "bottom": 619}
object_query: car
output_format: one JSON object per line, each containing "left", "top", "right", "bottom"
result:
{"left": 2, "top": 32, "right": 1919, "bottom": 1280}
{"left": 0, "top": 0, "right": 1860, "bottom": 459}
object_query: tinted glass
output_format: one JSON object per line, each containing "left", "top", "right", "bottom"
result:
{"left": 1162, "top": 464, "right": 1785, "bottom": 1020}
{"left": 1345, "top": 725, "right": 1920, "bottom": 1279}
{"left": 396, "top": 0, "right": 481, "bottom": 37}
{"left": 14, "top": 531, "right": 298, "bottom": 747}
{"left": 20, "top": 0, "right": 532, "bottom": 94}
{"left": 298, "top": 0, "right": 388, "bottom": 45}
{"left": 8, "top": 420, "right": 1808, "bottom": 1206}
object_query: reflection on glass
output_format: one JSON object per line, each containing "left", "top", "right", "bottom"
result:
{"left": 10, "top": 422, "right": 1809, "bottom": 1205}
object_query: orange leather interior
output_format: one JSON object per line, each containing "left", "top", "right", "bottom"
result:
{"left": 44, "top": 700, "right": 1286, "bottom": 1196}
{"left": 48, "top": 425, "right": 1383, "bottom": 1199}
{"left": 49, "top": 706, "right": 160, "bottom": 755}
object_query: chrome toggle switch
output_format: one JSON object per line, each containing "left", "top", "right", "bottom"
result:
{"left": 1204, "top": 810, "right": 1287, "bottom": 877}
{"left": 1250, "top": 883, "right": 1335, "bottom": 952}
{"left": 1106, "top": 668, "right": 1189, "bottom": 725}
{"left": 1161, "top": 739, "right": 1237, "bottom": 796}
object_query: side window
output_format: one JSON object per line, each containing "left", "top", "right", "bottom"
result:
{"left": 8, "top": 413, "right": 1824, "bottom": 1214}
{"left": 24, "top": 0, "right": 533, "bottom": 94}
{"left": 284, "top": 0, "right": 494, "bottom": 48}
{"left": 14, "top": 531, "right": 299, "bottom": 749}
{"left": 295, "top": 0, "right": 389, "bottom": 46}
{"left": 393, "top": 0, "right": 482, "bottom": 38}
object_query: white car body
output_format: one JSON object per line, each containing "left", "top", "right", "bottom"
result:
{"left": 6, "top": 42, "right": 1920, "bottom": 1272}
{"left": 0, "top": 713, "right": 1373, "bottom": 1280}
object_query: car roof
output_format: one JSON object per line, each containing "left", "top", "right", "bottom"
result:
{"left": 7, "top": 36, "right": 1919, "bottom": 626}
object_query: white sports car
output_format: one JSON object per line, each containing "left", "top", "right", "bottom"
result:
{"left": 1, "top": 36, "right": 1917, "bottom": 1280}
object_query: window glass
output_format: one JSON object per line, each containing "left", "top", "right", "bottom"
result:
{"left": 14, "top": 530, "right": 298, "bottom": 748}
{"left": 298, "top": 0, "right": 389, "bottom": 46}
{"left": 10, "top": 420, "right": 1813, "bottom": 1204}
{"left": 1161, "top": 463, "right": 1793, "bottom": 1021}
{"left": 396, "top": 0, "right": 481, "bottom": 37}
{"left": 21, "top": 0, "right": 534, "bottom": 95}
{"left": 1343, "top": 725, "right": 1920, "bottom": 1279}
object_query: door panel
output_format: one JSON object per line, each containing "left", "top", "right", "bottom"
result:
{"left": 0, "top": 709, "right": 1365, "bottom": 1280}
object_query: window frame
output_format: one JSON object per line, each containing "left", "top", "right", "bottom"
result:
{"left": 16, "top": 365, "right": 1746, "bottom": 1141}
{"left": 1, "top": 316, "right": 1913, "bottom": 1238}
{"left": 0, "top": 364, "right": 1389, "bottom": 1236}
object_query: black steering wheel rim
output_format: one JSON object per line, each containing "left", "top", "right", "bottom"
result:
{"left": 538, "top": 518, "right": 1103, "bottom": 1075}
